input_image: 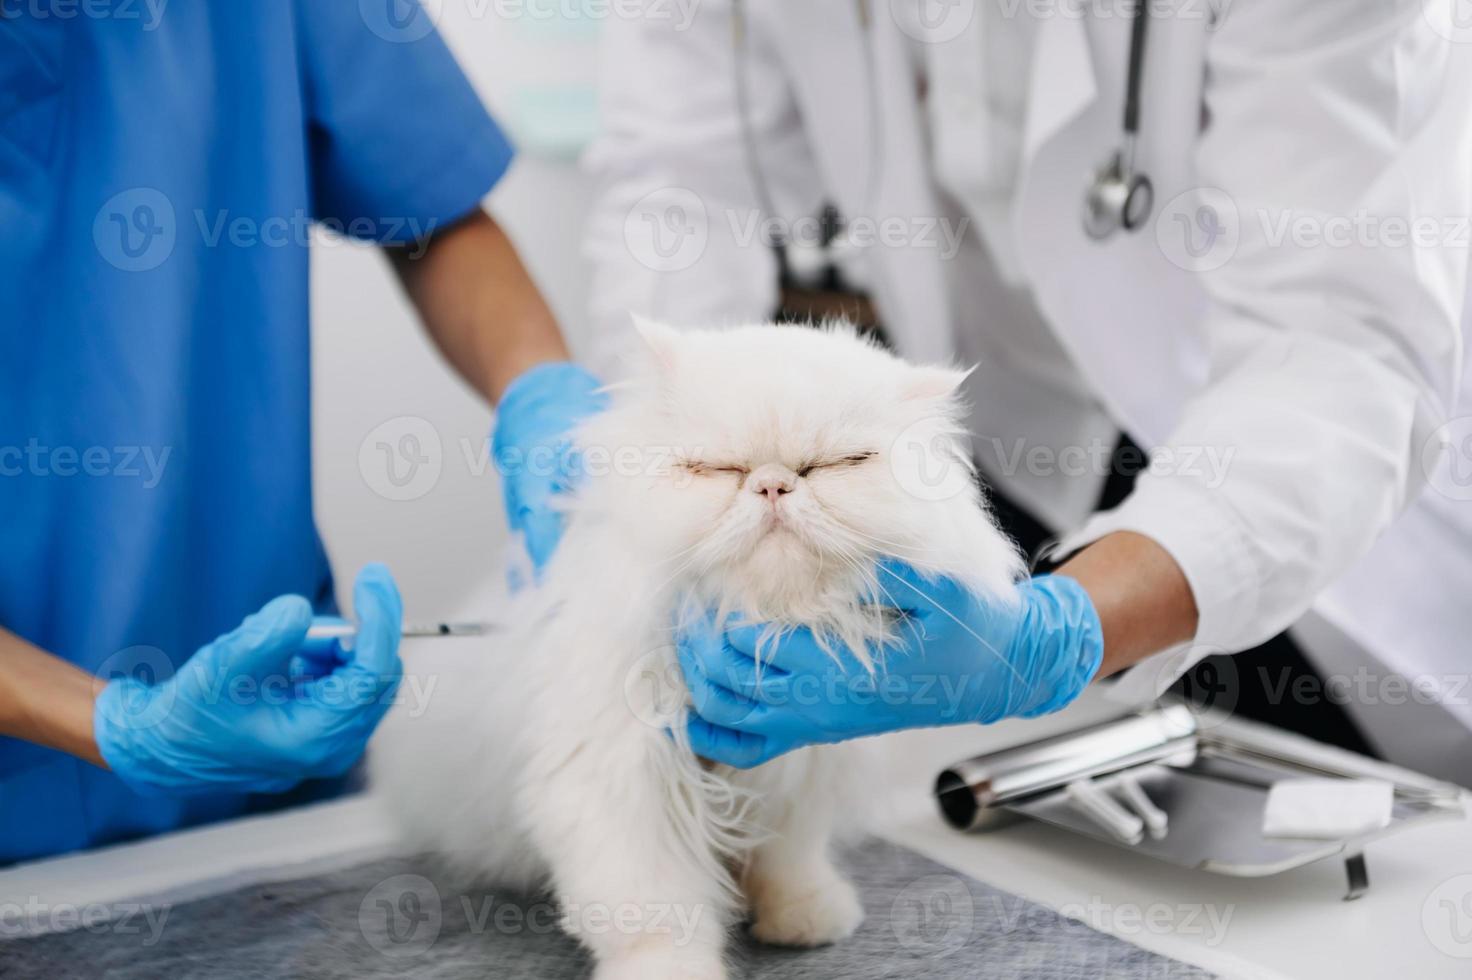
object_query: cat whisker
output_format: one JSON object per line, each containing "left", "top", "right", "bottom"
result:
{"left": 878, "top": 564, "right": 1030, "bottom": 691}
{"left": 815, "top": 546, "right": 918, "bottom": 671}
{"left": 808, "top": 498, "right": 940, "bottom": 565}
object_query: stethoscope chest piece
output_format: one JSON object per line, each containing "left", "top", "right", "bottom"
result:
{"left": 1082, "top": 0, "right": 1155, "bottom": 242}
{"left": 1083, "top": 148, "right": 1155, "bottom": 241}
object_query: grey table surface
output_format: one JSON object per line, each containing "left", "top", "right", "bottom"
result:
{"left": 2, "top": 839, "right": 1214, "bottom": 980}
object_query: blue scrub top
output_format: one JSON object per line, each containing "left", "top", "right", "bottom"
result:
{"left": 0, "top": 2, "right": 512, "bottom": 864}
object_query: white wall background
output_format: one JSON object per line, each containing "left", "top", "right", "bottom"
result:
{"left": 311, "top": 11, "right": 598, "bottom": 620}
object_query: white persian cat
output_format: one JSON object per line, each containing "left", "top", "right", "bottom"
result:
{"left": 370, "top": 320, "right": 1023, "bottom": 979}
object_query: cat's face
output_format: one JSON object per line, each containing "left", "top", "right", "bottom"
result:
{"left": 574, "top": 321, "right": 1021, "bottom": 621}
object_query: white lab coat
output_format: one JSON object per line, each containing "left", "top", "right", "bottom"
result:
{"left": 584, "top": 0, "right": 1472, "bottom": 782}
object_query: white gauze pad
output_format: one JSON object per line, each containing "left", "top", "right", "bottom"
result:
{"left": 1261, "top": 778, "right": 1394, "bottom": 839}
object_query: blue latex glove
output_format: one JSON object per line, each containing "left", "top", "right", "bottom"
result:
{"left": 289, "top": 615, "right": 355, "bottom": 682}
{"left": 93, "top": 564, "right": 404, "bottom": 796}
{"left": 491, "top": 362, "right": 608, "bottom": 572}
{"left": 679, "top": 562, "right": 1104, "bottom": 768}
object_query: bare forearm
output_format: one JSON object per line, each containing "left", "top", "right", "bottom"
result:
{"left": 1056, "top": 531, "right": 1199, "bottom": 679}
{"left": 0, "top": 628, "right": 105, "bottom": 767}
{"left": 389, "top": 208, "right": 571, "bottom": 404}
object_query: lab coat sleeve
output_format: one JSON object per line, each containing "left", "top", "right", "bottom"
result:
{"left": 294, "top": 2, "right": 513, "bottom": 241}
{"left": 1059, "top": 0, "right": 1471, "bottom": 691}
{"left": 584, "top": 0, "right": 808, "bottom": 369}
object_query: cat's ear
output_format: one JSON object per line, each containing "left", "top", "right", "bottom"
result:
{"left": 630, "top": 313, "right": 682, "bottom": 372}
{"left": 904, "top": 364, "right": 973, "bottom": 400}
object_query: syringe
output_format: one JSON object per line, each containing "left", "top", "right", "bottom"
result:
{"left": 303, "top": 618, "right": 492, "bottom": 650}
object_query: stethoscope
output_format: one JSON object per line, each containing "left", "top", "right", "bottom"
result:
{"left": 730, "top": 0, "right": 885, "bottom": 290}
{"left": 731, "top": 0, "right": 1156, "bottom": 273}
{"left": 1082, "top": 0, "right": 1155, "bottom": 239}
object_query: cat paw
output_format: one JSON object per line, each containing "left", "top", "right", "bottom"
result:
{"left": 748, "top": 869, "right": 864, "bottom": 948}
{"left": 592, "top": 948, "right": 727, "bottom": 980}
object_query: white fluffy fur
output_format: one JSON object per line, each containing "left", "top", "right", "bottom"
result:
{"left": 370, "top": 321, "right": 1023, "bottom": 979}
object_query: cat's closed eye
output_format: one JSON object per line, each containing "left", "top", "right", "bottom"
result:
{"left": 678, "top": 460, "right": 749, "bottom": 477}
{"left": 677, "top": 452, "right": 876, "bottom": 478}
{"left": 796, "top": 452, "right": 877, "bottom": 478}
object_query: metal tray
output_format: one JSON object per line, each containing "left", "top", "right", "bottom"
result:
{"left": 935, "top": 701, "right": 1466, "bottom": 899}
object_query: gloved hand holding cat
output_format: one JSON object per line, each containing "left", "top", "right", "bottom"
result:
{"left": 487, "top": 342, "right": 1107, "bottom": 769}
{"left": 679, "top": 562, "right": 1104, "bottom": 768}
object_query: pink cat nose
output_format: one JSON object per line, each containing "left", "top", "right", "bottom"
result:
{"left": 749, "top": 464, "right": 796, "bottom": 502}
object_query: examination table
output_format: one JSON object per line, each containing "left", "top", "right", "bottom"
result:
{"left": 3, "top": 640, "right": 1469, "bottom": 980}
